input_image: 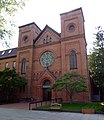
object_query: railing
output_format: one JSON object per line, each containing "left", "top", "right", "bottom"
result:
{"left": 29, "top": 98, "right": 62, "bottom": 110}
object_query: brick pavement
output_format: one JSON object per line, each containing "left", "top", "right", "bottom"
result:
{"left": 0, "top": 102, "right": 29, "bottom": 110}
{"left": 0, "top": 101, "right": 52, "bottom": 110}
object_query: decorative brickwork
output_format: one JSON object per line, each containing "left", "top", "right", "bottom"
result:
{"left": 0, "top": 8, "right": 91, "bottom": 102}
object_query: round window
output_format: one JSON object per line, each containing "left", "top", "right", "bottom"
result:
{"left": 67, "top": 23, "right": 76, "bottom": 32}
{"left": 40, "top": 51, "right": 54, "bottom": 67}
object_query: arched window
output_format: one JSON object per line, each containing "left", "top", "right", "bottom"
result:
{"left": 70, "top": 50, "right": 77, "bottom": 69}
{"left": 21, "top": 58, "right": 26, "bottom": 74}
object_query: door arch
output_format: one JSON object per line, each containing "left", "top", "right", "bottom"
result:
{"left": 43, "top": 80, "right": 51, "bottom": 101}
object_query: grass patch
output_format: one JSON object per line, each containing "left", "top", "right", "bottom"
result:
{"left": 37, "top": 102, "right": 102, "bottom": 112}
{"left": 61, "top": 102, "right": 101, "bottom": 111}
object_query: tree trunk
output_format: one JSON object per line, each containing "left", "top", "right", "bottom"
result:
{"left": 69, "top": 95, "right": 72, "bottom": 102}
{"left": 66, "top": 89, "right": 73, "bottom": 102}
{"left": 100, "top": 88, "right": 104, "bottom": 101}
{"left": 6, "top": 89, "right": 9, "bottom": 102}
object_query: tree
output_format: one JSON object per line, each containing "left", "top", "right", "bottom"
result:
{"left": 51, "top": 71, "right": 87, "bottom": 102}
{"left": 0, "top": 0, "right": 27, "bottom": 46}
{"left": 0, "top": 68, "right": 26, "bottom": 102}
{"left": 88, "top": 26, "right": 104, "bottom": 100}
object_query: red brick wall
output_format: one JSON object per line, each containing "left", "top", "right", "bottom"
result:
{"left": 0, "top": 8, "right": 91, "bottom": 102}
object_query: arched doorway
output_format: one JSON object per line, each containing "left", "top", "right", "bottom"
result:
{"left": 43, "top": 80, "right": 51, "bottom": 101}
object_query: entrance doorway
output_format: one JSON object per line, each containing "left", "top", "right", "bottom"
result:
{"left": 43, "top": 80, "right": 51, "bottom": 101}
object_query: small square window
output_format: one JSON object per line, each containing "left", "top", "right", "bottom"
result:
{"left": 13, "top": 61, "right": 16, "bottom": 68}
{"left": 43, "top": 35, "right": 51, "bottom": 44}
{"left": 5, "top": 62, "right": 8, "bottom": 68}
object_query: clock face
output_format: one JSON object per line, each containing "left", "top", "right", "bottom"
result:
{"left": 40, "top": 51, "right": 54, "bottom": 67}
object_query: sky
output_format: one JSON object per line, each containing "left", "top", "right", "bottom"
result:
{"left": 1, "top": 0, "right": 104, "bottom": 53}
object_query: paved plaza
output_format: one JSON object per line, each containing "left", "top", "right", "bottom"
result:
{"left": 0, "top": 108, "right": 104, "bottom": 120}
{"left": 0, "top": 103, "right": 29, "bottom": 110}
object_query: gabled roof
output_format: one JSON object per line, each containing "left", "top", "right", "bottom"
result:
{"left": 0, "top": 48, "right": 17, "bottom": 60}
{"left": 34, "top": 25, "right": 60, "bottom": 44}
{"left": 38, "top": 68, "right": 56, "bottom": 80}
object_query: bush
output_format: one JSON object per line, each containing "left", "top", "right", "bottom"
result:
{"left": 101, "top": 102, "right": 104, "bottom": 112}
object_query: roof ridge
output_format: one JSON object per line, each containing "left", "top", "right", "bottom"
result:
{"left": 60, "top": 7, "right": 82, "bottom": 15}
{"left": 19, "top": 22, "right": 41, "bottom": 31}
{"left": 34, "top": 25, "right": 60, "bottom": 43}
{"left": 0, "top": 48, "right": 17, "bottom": 60}
{"left": 0, "top": 47, "right": 17, "bottom": 52}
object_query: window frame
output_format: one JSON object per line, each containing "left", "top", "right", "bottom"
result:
{"left": 21, "top": 58, "right": 26, "bottom": 74}
{"left": 70, "top": 50, "right": 77, "bottom": 69}
{"left": 13, "top": 61, "right": 16, "bottom": 69}
{"left": 5, "top": 62, "right": 8, "bottom": 69}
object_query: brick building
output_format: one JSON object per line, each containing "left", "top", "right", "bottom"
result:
{"left": 0, "top": 8, "right": 91, "bottom": 102}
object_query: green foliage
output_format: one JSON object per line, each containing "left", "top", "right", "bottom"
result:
{"left": 101, "top": 102, "right": 104, "bottom": 112}
{"left": 51, "top": 71, "right": 87, "bottom": 102}
{"left": 0, "top": 0, "right": 27, "bottom": 45}
{"left": 0, "top": 68, "right": 26, "bottom": 101}
{"left": 88, "top": 26, "right": 104, "bottom": 93}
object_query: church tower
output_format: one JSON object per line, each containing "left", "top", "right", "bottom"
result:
{"left": 60, "top": 8, "right": 85, "bottom": 38}
{"left": 60, "top": 8, "right": 90, "bottom": 101}
{"left": 17, "top": 23, "right": 41, "bottom": 98}
{"left": 60, "top": 8, "right": 88, "bottom": 75}
{"left": 18, "top": 22, "right": 41, "bottom": 48}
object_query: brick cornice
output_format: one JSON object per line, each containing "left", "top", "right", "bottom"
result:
{"left": 60, "top": 34, "right": 85, "bottom": 42}
{"left": 0, "top": 56, "right": 16, "bottom": 60}
{"left": 17, "top": 45, "right": 33, "bottom": 51}
{"left": 34, "top": 41, "right": 61, "bottom": 48}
